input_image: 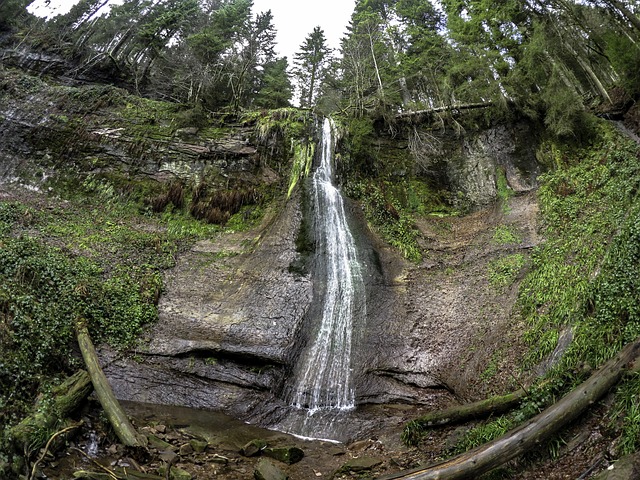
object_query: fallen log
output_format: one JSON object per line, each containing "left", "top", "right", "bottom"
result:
{"left": 379, "top": 338, "right": 640, "bottom": 480}
{"left": 10, "top": 370, "right": 92, "bottom": 453}
{"left": 76, "top": 321, "right": 143, "bottom": 447}
{"left": 402, "top": 388, "right": 528, "bottom": 446}
{"left": 395, "top": 102, "right": 494, "bottom": 121}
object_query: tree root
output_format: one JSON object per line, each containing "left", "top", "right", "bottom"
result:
{"left": 382, "top": 337, "right": 640, "bottom": 480}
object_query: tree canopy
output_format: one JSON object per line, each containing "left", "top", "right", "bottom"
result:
{"left": 332, "top": 0, "right": 640, "bottom": 135}
{"left": 2, "top": 0, "right": 639, "bottom": 134}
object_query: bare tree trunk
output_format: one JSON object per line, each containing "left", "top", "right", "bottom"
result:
{"left": 381, "top": 337, "right": 640, "bottom": 480}
{"left": 76, "top": 322, "right": 143, "bottom": 447}
{"left": 396, "top": 101, "right": 494, "bottom": 120}
{"left": 368, "top": 29, "right": 385, "bottom": 100}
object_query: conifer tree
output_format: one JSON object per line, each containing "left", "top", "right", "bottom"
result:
{"left": 293, "top": 26, "right": 332, "bottom": 108}
{"left": 0, "top": 0, "right": 31, "bottom": 32}
{"left": 255, "top": 57, "right": 293, "bottom": 109}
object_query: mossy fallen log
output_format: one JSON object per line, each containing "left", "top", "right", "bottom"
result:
{"left": 380, "top": 338, "right": 640, "bottom": 480}
{"left": 76, "top": 321, "right": 143, "bottom": 447}
{"left": 402, "top": 388, "right": 528, "bottom": 445}
{"left": 10, "top": 370, "right": 92, "bottom": 452}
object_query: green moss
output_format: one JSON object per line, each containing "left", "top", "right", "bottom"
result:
{"left": 119, "top": 96, "right": 182, "bottom": 137}
{"left": 288, "top": 141, "right": 314, "bottom": 198}
{"left": 0, "top": 234, "right": 156, "bottom": 427}
{"left": 249, "top": 108, "right": 311, "bottom": 144}
{"left": 339, "top": 116, "right": 375, "bottom": 172}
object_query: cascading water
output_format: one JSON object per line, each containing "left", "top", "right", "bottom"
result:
{"left": 278, "top": 117, "right": 366, "bottom": 440}
{"left": 290, "top": 117, "right": 365, "bottom": 412}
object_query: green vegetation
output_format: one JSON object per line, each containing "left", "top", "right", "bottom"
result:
{"left": 611, "top": 374, "right": 640, "bottom": 455}
{"left": 8, "top": 0, "right": 639, "bottom": 137}
{"left": 488, "top": 254, "right": 526, "bottom": 290}
{"left": 452, "top": 378, "right": 563, "bottom": 455}
{"left": 492, "top": 225, "right": 521, "bottom": 245}
{"left": 409, "top": 122, "right": 640, "bottom": 457}
{"left": 0, "top": 167, "right": 265, "bottom": 452}
{"left": 344, "top": 180, "right": 409, "bottom": 262}
{"left": 246, "top": 108, "right": 314, "bottom": 198}
{"left": 0, "top": 65, "right": 297, "bottom": 466}
{"left": 520, "top": 125, "right": 640, "bottom": 371}
{"left": 3, "top": 0, "right": 640, "bottom": 472}
{"left": 480, "top": 350, "right": 502, "bottom": 382}
{"left": 293, "top": 26, "right": 332, "bottom": 108}
{"left": 345, "top": 178, "right": 459, "bottom": 262}
{"left": 496, "top": 168, "right": 514, "bottom": 213}
{"left": 288, "top": 142, "right": 315, "bottom": 198}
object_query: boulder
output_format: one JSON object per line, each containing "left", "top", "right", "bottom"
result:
{"left": 189, "top": 439, "right": 208, "bottom": 453}
{"left": 593, "top": 453, "right": 640, "bottom": 480}
{"left": 338, "top": 456, "right": 383, "bottom": 474}
{"left": 242, "top": 439, "right": 268, "bottom": 457}
{"left": 254, "top": 459, "right": 288, "bottom": 480}
{"left": 263, "top": 446, "right": 304, "bottom": 465}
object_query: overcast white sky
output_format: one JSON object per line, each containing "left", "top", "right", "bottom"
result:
{"left": 27, "top": 0, "right": 356, "bottom": 62}
{"left": 253, "top": 0, "right": 355, "bottom": 60}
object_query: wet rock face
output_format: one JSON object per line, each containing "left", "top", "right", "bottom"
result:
{"left": 423, "top": 122, "right": 541, "bottom": 205}
{"left": 102, "top": 125, "right": 543, "bottom": 440}
{"left": 0, "top": 67, "right": 263, "bottom": 191}
{"left": 0, "top": 104, "right": 261, "bottom": 188}
{"left": 0, "top": 37, "right": 132, "bottom": 87}
{"left": 1, "top": 56, "right": 547, "bottom": 442}
{"left": 103, "top": 196, "right": 314, "bottom": 419}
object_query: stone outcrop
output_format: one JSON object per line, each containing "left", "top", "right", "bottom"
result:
{"left": 420, "top": 122, "right": 541, "bottom": 205}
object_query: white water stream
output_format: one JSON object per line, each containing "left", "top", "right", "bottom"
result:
{"left": 289, "top": 117, "right": 366, "bottom": 416}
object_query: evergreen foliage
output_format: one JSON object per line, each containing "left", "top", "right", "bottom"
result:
{"left": 255, "top": 57, "right": 293, "bottom": 109}
{"left": 7, "top": 0, "right": 637, "bottom": 126}
{"left": 293, "top": 26, "right": 332, "bottom": 108}
{"left": 0, "top": 0, "right": 31, "bottom": 31}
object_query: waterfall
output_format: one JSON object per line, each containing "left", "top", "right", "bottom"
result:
{"left": 289, "top": 117, "right": 366, "bottom": 415}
